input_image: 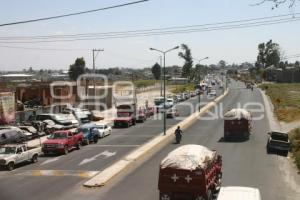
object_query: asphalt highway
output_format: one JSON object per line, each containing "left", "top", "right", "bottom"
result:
{"left": 71, "top": 80, "right": 299, "bottom": 200}
{"left": 0, "top": 86, "right": 223, "bottom": 200}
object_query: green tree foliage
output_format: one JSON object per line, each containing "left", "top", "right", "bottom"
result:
{"left": 178, "top": 44, "right": 193, "bottom": 79}
{"left": 68, "top": 57, "right": 86, "bottom": 81}
{"left": 218, "top": 60, "right": 226, "bottom": 68}
{"left": 256, "top": 40, "right": 281, "bottom": 68}
{"left": 151, "top": 63, "right": 161, "bottom": 80}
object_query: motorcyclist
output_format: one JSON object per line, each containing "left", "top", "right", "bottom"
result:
{"left": 174, "top": 126, "right": 182, "bottom": 144}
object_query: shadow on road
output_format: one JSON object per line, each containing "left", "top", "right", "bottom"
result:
{"left": 218, "top": 137, "right": 249, "bottom": 143}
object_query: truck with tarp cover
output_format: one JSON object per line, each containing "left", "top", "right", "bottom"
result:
{"left": 224, "top": 108, "right": 252, "bottom": 140}
{"left": 158, "top": 145, "right": 222, "bottom": 200}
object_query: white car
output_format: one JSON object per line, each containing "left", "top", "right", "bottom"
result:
{"left": 217, "top": 187, "right": 262, "bottom": 200}
{"left": 95, "top": 123, "right": 112, "bottom": 138}
{"left": 166, "top": 98, "right": 175, "bottom": 107}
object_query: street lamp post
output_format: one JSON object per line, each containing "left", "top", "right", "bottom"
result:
{"left": 92, "top": 49, "right": 104, "bottom": 97}
{"left": 194, "top": 57, "right": 209, "bottom": 112}
{"left": 150, "top": 46, "right": 179, "bottom": 136}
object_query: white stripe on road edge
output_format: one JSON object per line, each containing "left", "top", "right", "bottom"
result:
{"left": 84, "top": 89, "right": 229, "bottom": 188}
{"left": 15, "top": 170, "right": 99, "bottom": 178}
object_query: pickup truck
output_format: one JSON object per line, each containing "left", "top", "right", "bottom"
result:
{"left": 42, "top": 130, "right": 83, "bottom": 155}
{"left": 0, "top": 144, "right": 41, "bottom": 171}
{"left": 267, "top": 131, "right": 290, "bottom": 156}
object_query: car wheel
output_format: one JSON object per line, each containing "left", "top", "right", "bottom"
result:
{"left": 94, "top": 136, "right": 99, "bottom": 144}
{"left": 31, "top": 154, "right": 38, "bottom": 163}
{"left": 267, "top": 146, "right": 271, "bottom": 154}
{"left": 64, "top": 146, "right": 69, "bottom": 155}
{"left": 7, "top": 162, "right": 14, "bottom": 171}
{"left": 76, "top": 142, "right": 81, "bottom": 150}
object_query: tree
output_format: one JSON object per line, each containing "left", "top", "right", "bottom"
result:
{"left": 253, "top": 0, "right": 298, "bottom": 9}
{"left": 256, "top": 40, "right": 281, "bottom": 68}
{"left": 218, "top": 60, "right": 226, "bottom": 68}
{"left": 265, "top": 40, "right": 281, "bottom": 67}
{"left": 178, "top": 44, "right": 193, "bottom": 79}
{"left": 69, "top": 57, "right": 86, "bottom": 81}
{"left": 151, "top": 63, "right": 161, "bottom": 80}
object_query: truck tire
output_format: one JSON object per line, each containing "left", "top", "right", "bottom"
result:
{"left": 7, "top": 162, "right": 14, "bottom": 171}
{"left": 31, "top": 154, "right": 38, "bottom": 163}
{"left": 206, "top": 189, "right": 213, "bottom": 200}
{"left": 76, "top": 142, "right": 81, "bottom": 150}
{"left": 132, "top": 119, "right": 136, "bottom": 126}
{"left": 126, "top": 122, "right": 130, "bottom": 128}
{"left": 64, "top": 146, "right": 69, "bottom": 155}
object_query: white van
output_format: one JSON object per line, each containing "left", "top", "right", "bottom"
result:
{"left": 217, "top": 187, "right": 262, "bottom": 200}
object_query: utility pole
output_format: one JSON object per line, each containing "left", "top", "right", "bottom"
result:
{"left": 92, "top": 49, "right": 104, "bottom": 98}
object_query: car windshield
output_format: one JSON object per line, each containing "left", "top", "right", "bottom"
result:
{"left": 77, "top": 128, "right": 89, "bottom": 134}
{"left": 0, "top": 147, "right": 16, "bottom": 154}
{"left": 97, "top": 125, "right": 105, "bottom": 129}
{"left": 272, "top": 132, "right": 288, "bottom": 141}
{"left": 48, "top": 132, "right": 67, "bottom": 139}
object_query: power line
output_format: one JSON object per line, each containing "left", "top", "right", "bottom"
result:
{"left": 0, "top": 45, "right": 89, "bottom": 51}
{"left": 0, "top": 0, "right": 149, "bottom": 27}
{"left": 1, "top": 15, "right": 300, "bottom": 44}
{"left": 0, "top": 12, "right": 298, "bottom": 41}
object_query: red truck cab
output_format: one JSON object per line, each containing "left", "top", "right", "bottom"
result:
{"left": 42, "top": 130, "right": 83, "bottom": 155}
{"left": 224, "top": 109, "right": 252, "bottom": 141}
{"left": 158, "top": 145, "right": 222, "bottom": 200}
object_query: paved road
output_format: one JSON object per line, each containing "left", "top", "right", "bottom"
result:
{"left": 0, "top": 86, "right": 223, "bottom": 200}
{"left": 67, "top": 80, "right": 299, "bottom": 200}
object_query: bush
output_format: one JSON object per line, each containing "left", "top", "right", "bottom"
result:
{"left": 289, "top": 128, "right": 300, "bottom": 170}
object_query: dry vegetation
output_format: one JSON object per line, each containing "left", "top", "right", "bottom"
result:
{"left": 260, "top": 83, "right": 300, "bottom": 122}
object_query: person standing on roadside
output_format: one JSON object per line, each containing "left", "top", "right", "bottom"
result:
{"left": 174, "top": 126, "right": 183, "bottom": 144}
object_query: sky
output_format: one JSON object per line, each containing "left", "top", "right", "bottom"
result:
{"left": 0, "top": 0, "right": 300, "bottom": 71}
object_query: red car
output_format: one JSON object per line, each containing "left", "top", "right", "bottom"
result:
{"left": 42, "top": 130, "right": 83, "bottom": 155}
{"left": 137, "top": 109, "right": 147, "bottom": 123}
{"left": 147, "top": 107, "right": 156, "bottom": 116}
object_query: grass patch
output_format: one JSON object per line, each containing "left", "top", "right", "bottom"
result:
{"left": 289, "top": 128, "right": 300, "bottom": 170}
{"left": 169, "top": 83, "right": 195, "bottom": 94}
{"left": 134, "top": 80, "right": 156, "bottom": 88}
{"left": 259, "top": 83, "right": 300, "bottom": 122}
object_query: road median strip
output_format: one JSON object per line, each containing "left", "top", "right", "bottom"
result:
{"left": 83, "top": 90, "right": 229, "bottom": 188}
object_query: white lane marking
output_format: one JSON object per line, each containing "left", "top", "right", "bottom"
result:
{"left": 79, "top": 150, "right": 117, "bottom": 166}
{"left": 84, "top": 144, "right": 139, "bottom": 148}
{"left": 41, "top": 157, "right": 60, "bottom": 165}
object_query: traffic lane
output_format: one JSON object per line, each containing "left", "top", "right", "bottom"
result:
{"left": 93, "top": 82, "right": 300, "bottom": 200}
{"left": 15, "top": 145, "right": 135, "bottom": 171}
{"left": 0, "top": 89, "right": 224, "bottom": 200}
{"left": 0, "top": 175, "right": 84, "bottom": 200}
{"left": 74, "top": 85, "right": 242, "bottom": 200}
{"left": 0, "top": 90, "right": 220, "bottom": 174}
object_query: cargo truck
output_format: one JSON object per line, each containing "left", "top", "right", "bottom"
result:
{"left": 224, "top": 109, "right": 252, "bottom": 141}
{"left": 158, "top": 145, "right": 222, "bottom": 200}
{"left": 113, "top": 89, "right": 137, "bottom": 128}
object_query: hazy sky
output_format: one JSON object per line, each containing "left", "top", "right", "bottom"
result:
{"left": 0, "top": 0, "right": 300, "bottom": 71}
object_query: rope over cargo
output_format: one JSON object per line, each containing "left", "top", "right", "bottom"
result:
{"left": 224, "top": 108, "right": 251, "bottom": 120}
{"left": 160, "top": 145, "right": 216, "bottom": 170}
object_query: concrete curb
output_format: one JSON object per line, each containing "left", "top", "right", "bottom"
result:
{"left": 83, "top": 90, "right": 229, "bottom": 188}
